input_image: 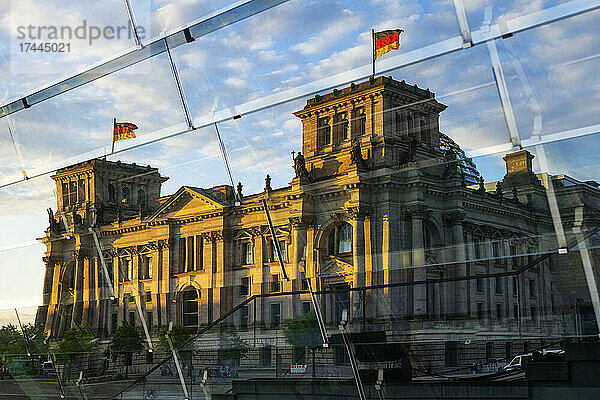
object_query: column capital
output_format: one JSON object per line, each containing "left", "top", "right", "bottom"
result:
{"left": 289, "top": 216, "right": 314, "bottom": 229}
{"left": 442, "top": 211, "right": 466, "bottom": 226}
{"left": 346, "top": 206, "right": 371, "bottom": 221}
{"left": 42, "top": 255, "right": 62, "bottom": 266}
{"left": 404, "top": 204, "right": 430, "bottom": 219}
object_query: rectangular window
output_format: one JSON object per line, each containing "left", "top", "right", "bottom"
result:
{"left": 334, "top": 345, "right": 349, "bottom": 365}
{"left": 476, "top": 275, "right": 484, "bottom": 292}
{"left": 495, "top": 276, "right": 502, "bottom": 294}
{"left": 69, "top": 181, "right": 77, "bottom": 205}
{"left": 445, "top": 342, "right": 458, "bottom": 367}
{"left": 240, "top": 305, "right": 249, "bottom": 330}
{"left": 242, "top": 242, "right": 253, "bottom": 265}
{"left": 77, "top": 179, "right": 85, "bottom": 203}
{"left": 492, "top": 241, "right": 501, "bottom": 261}
{"left": 333, "top": 112, "right": 348, "bottom": 144}
{"left": 477, "top": 302, "right": 484, "bottom": 322}
{"left": 147, "top": 312, "right": 153, "bottom": 329}
{"left": 111, "top": 313, "right": 118, "bottom": 333}
{"left": 129, "top": 311, "right": 136, "bottom": 326}
{"left": 513, "top": 277, "right": 518, "bottom": 296}
{"left": 302, "top": 301, "right": 311, "bottom": 315}
{"left": 145, "top": 291, "right": 152, "bottom": 302}
{"left": 273, "top": 239, "right": 287, "bottom": 262}
{"left": 531, "top": 306, "right": 538, "bottom": 325}
{"left": 550, "top": 282, "right": 556, "bottom": 313}
{"left": 317, "top": 117, "right": 331, "bottom": 147}
{"left": 474, "top": 238, "right": 483, "bottom": 259}
{"left": 271, "top": 274, "right": 280, "bottom": 293}
{"left": 122, "top": 258, "right": 132, "bottom": 281}
{"left": 496, "top": 303, "right": 503, "bottom": 322}
{"left": 510, "top": 245, "right": 520, "bottom": 266}
{"left": 351, "top": 108, "right": 366, "bottom": 137}
{"left": 196, "top": 236, "right": 203, "bottom": 270}
{"left": 239, "top": 277, "right": 250, "bottom": 296}
{"left": 529, "top": 279, "right": 536, "bottom": 298}
{"left": 178, "top": 238, "right": 186, "bottom": 273}
{"left": 260, "top": 346, "right": 271, "bottom": 366}
{"left": 147, "top": 256, "right": 153, "bottom": 279}
{"left": 187, "top": 237, "right": 195, "bottom": 272}
{"left": 270, "top": 303, "right": 281, "bottom": 328}
{"left": 301, "top": 275, "right": 309, "bottom": 291}
{"left": 485, "top": 342, "right": 494, "bottom": 361}
{"left": 514, "top": 304, "right": 519, "bottom": 319}
{"left": 62, "top": 183, "right": 70, "bottom": 206}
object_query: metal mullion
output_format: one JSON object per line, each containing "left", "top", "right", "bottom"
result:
{"left": 0, "top": 0, "right": 291, "bottom": 118}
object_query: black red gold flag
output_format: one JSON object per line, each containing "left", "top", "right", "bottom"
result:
{"left": 374, "top": 29, "right": 403, "bottom": 60}
{"left": 113, "top": 120, "right": 138, "bottom": 142}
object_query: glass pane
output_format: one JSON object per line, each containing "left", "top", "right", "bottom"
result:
{"left": 3, "top": 52, "right": 186, "bottom": 187}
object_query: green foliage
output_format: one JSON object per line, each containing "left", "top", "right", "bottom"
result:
{"left": 219, "top": 330, "right": 250, "bottom": 361}
{"left": 110, "top": 321, "right": 144, "bottom": 356}
{"left": 157, "top": 324, "right": 191, "bottom": 352}
{"left": 0, "top": 323, "right": 48, "bottom": 356}
{"left": 55, "top": 325, "right": 98, "bottom": 360}
{"left": 283, "top": 310, "right": 321, "bottom": 348}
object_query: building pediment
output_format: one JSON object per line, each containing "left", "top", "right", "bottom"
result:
{"left": 147, "top": 186, "right": 226, "bottom": 221}
{"left": 321, "top": 256, "right": 354, "bottom": 285}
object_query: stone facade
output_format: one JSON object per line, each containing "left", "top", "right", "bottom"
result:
{"left": 36, "top": 77, "right": 599, "bottom": 363}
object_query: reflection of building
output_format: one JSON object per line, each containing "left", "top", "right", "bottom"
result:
{"left": 36, "top": 77, "right": 599, "bottom": 368}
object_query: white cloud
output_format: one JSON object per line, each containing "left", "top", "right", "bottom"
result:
{"left": 225, "top": 76, "right": 247, "bottom": 89}
{"left": 290, "top": 10, "right": 361, "bottom": 55}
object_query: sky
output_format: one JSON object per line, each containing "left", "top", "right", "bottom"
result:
{"left": 0, "top": 0, "right": 599, "bottom": 325}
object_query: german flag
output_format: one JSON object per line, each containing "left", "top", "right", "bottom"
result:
{"left": 113, "top": 120, "right": 138, "bottom": 142}
{"left": 374, "top": 29, "right": 403, "bottom": 60}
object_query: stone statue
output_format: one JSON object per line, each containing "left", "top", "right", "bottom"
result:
{"left": 293, "top": 151, "right": 309, "bottom": 179}
{"left": 47, "top": 208, "right": 62, "bottom": 234}
{"left": 237, "top": 181, "right": 243, "bottom": 202}
{"left": 349, "top": 143, "right": 367, "bottom": 169}
{"left": 265, "top": 174, "right": 272, "bottom": 192}
{"left": 478, "top": 175, "right": 485, "bottom": 192}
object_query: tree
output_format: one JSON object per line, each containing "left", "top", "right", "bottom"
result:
{"left": 0, "top": 323, "right": 47, "bottom": 357}
{"left": 0, "top": 324, "right": 27, "bottom": 356}
{"left": 110, "top": 322, "right": 144, "bottom": 377}
{"left": 158, "top": 324, "right": 191, "bottom": 352}
{"left": 55, "top": 325, "right": 98, "bottom": 358}
{"left": 283, "top": 310, "right": 321, "bottom": 348}
{"left": 54, "top": 325, "right": 98, "bottom": 381}
{"left": 219, "top": 331, "right": 250, "bottom": 363}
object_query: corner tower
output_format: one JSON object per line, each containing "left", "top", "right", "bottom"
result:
{"left": 51, "top": 159, "right": 168, "bottom": 229}
{"left": 293, "top": 76, "right": 447, "bottom": 181}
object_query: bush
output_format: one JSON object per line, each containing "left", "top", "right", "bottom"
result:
{"left": 157, "top": 324, "right": 191, "bottom": 352}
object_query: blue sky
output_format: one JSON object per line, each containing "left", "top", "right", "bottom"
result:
{"left": 0, "top": 0, "right": 599, "bottom": 324}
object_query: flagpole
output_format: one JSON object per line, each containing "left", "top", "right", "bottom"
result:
{"left": 111, "top": 117, "right": 116, "bottom": 155}
{"left": 371, "top": 28, "right": 375, "bottom": 78}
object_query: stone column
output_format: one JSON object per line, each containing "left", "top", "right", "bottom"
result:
{"left": 82, "top": 255, "right": 91, "bottom": 326}
{"left": 159, "top": 240, "right": 170, "bottom": 327}
{"left": 349, "top": 208, "right": 366, "bottom": 322}
{"left": 44, "top": 257, "right": 62, "bottom": 336}
{"left": 71, "top": 249, "right": 84, "bottom": 328}
{"left": 214, "top": 231, "right": 225, "bottom": 318}
{"left": 444, "top": 212, "right": 468, "bottom": 317}
{"left": 410, "top": 206, "right": 427, "bottom": 316}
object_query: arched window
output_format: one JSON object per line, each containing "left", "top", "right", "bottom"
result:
{"left": 407, "top": 115, "right": 414, "bottom": 136}
{"left": 137, "top": 189, "right": 146, "bottom": 206}
{"left": 121, "top": 187, "right": 130, "bottom": 204}
{"left": 420, "top": 119, "right": 427, "bottom": 143}
{"left": 181, "top": 288, "right": 199, "bottom": 332}
{"left": 327, "top": 223, "right": 353, "bottom": 256}
{"left": 107, "top": 184, "right": 115, "bottom": 203}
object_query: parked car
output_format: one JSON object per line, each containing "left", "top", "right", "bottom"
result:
{"left": 503, "top": 349, "right": 564, "bottom": 371}
{"left": 42, "top": 361, "right": 56, "bottom": 376}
